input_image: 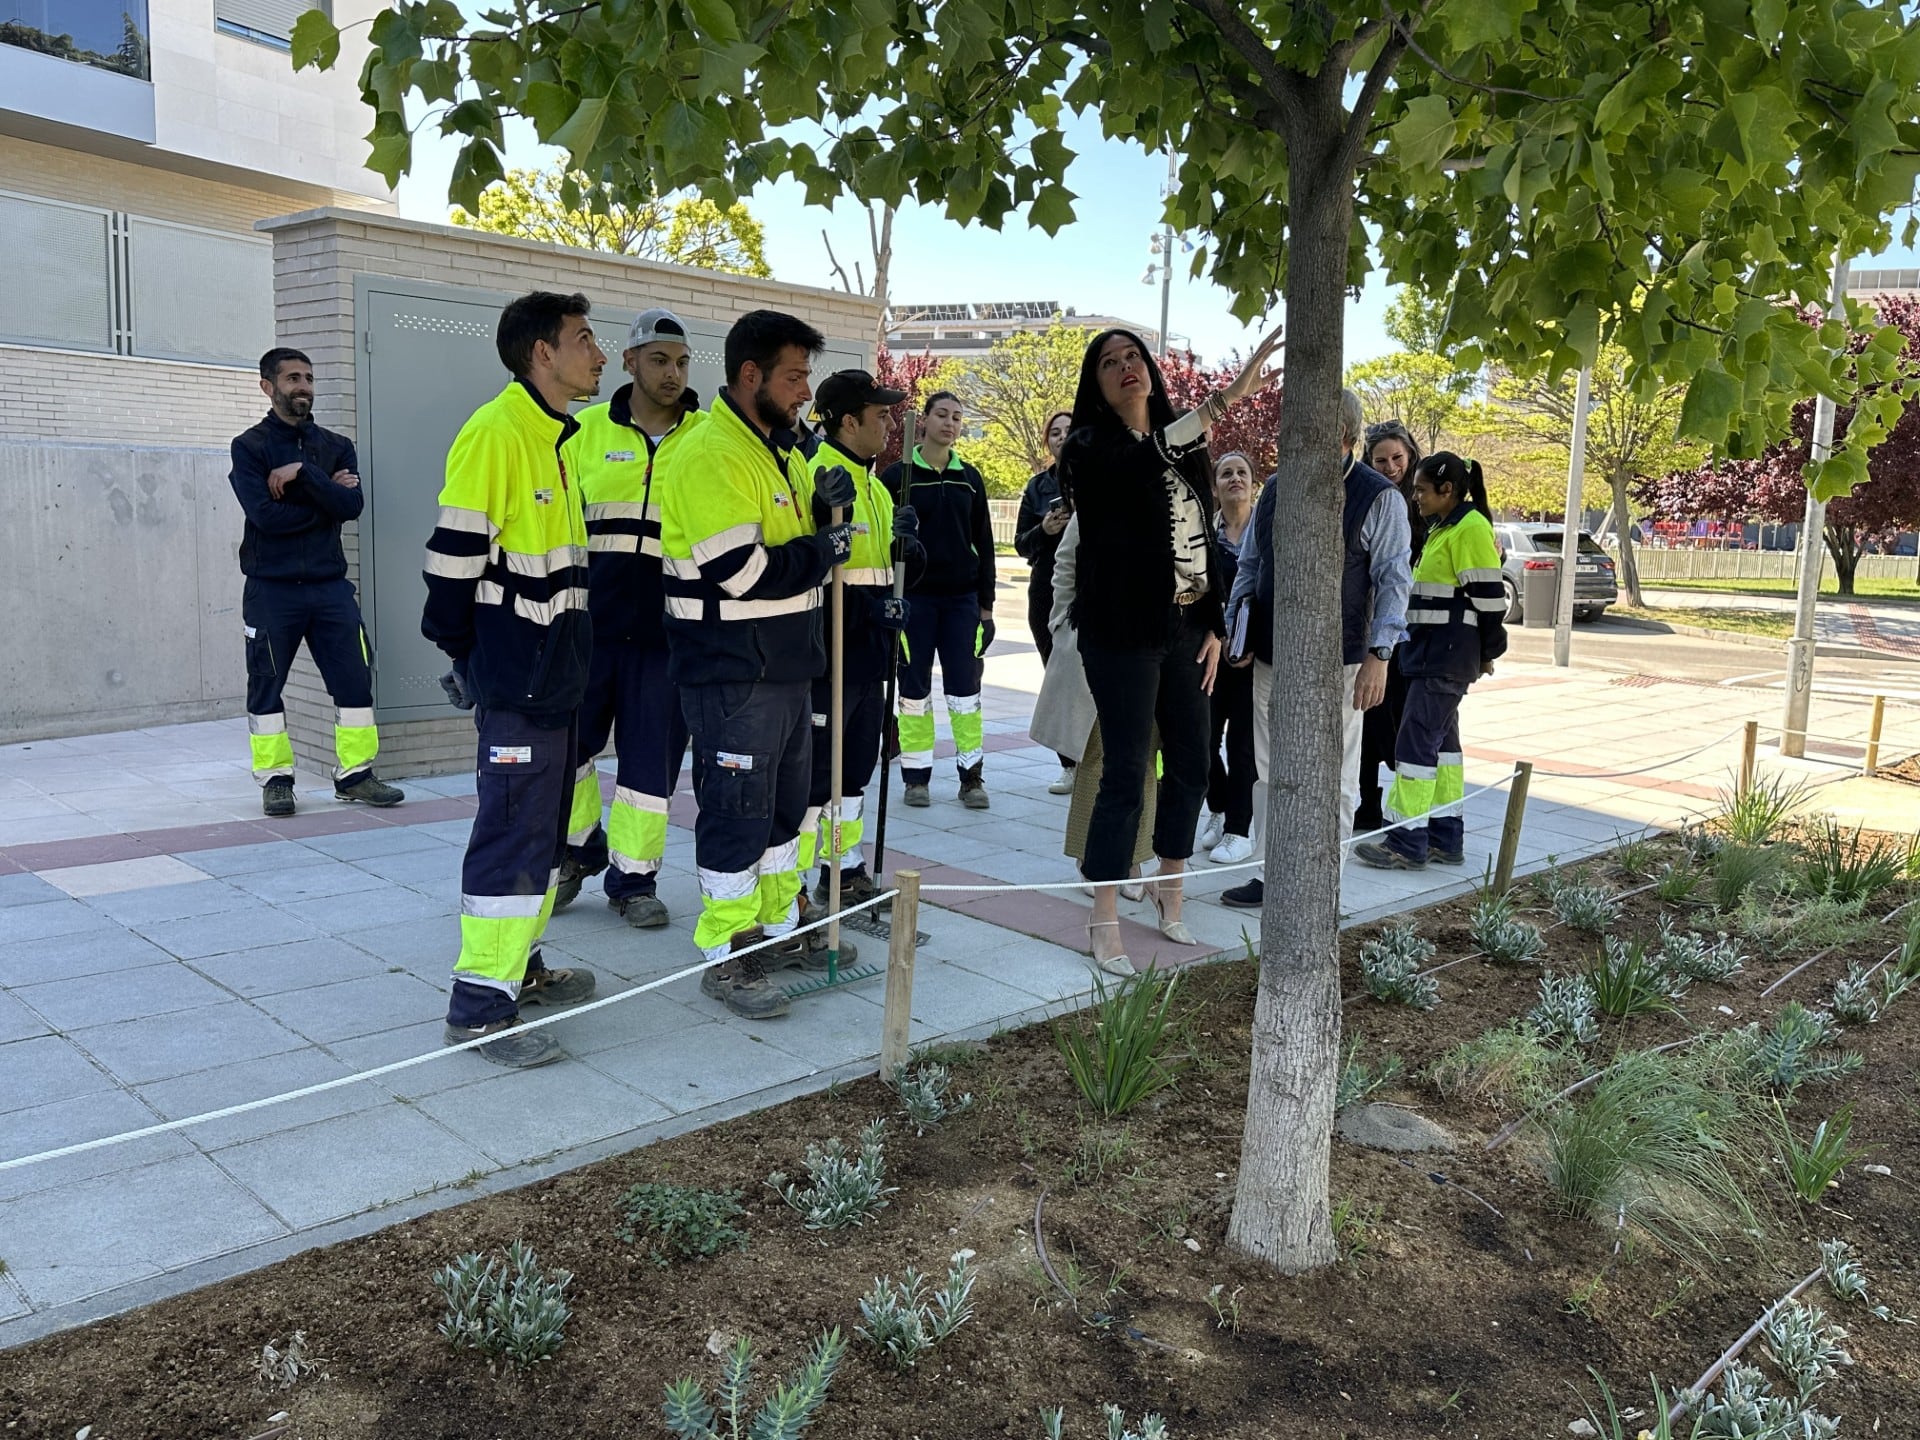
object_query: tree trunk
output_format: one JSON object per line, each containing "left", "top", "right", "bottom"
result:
{"left": 1610, "top": 466, "right": 1642, "bottom": 606}
{"left": 1224, "top": 86, "right": 1349, "bottom": 1274}
{"left": 1824, "top": 523, "right": 1859, "bottom": 597}
{"left": 868, "top": 203, "right": 895, "bottom": 359}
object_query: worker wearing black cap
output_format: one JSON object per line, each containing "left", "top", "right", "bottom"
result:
{"left": 800, "top": 370, "right": 922, "bottom": 907}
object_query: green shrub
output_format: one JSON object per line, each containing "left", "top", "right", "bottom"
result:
{"left": 1357, "top": 923, "right": 1440, "bottom": 1009}
{"left": 1054, "top": 968, "right": 1185, "bottom": 1116}
{"left": 1653, "top": 862, "right": 1701, "bottom": 904}
{"left": 768, "top": 1119, "right": 895, "bottom": 1230}
{"left": 857, "top": 1250, "right": 977, "bottom": 1371}
{"left": 1470, "top": 889, "right": 1545, "bottom": 966}
{"left": 1539, "top": 1047, "right": 1773, "bottom": 1265}
{"left": 1719, "top": 774, "right": 1807, "bottom": 847}
{"left": 1336, "top": 1038, "right": 1405, "bottom": 1109}
{"left": 663, "top": 1328, "right": 845, "bottom": 1440}
{"left": 1528, "top": 973, "right": 1600, "bottom": 1045}
{"left": 1732, "top": 1003, "right": 1863, "bottom": 1093}
{"left": 615, "top": 1183, "right": 748, "bottom": 1265}
{"left": 1552, "top": 884, "right": 1620, "bottom": 935}
{"left": 1713, "top": 844, "right": 1781, "bottom": 913}
{"left": 1775, "top": 1104, "right": 1865, "bottom": 1205}
{"left": 1796, "top": 819, "right": 1908, "bottom": 906}
{"left": 1428, "top": 1021, "right": 1566, "bottom": 1109}
{"left": 1652, "top": 916, "right": 1745, "bottom": 983}
{"left": 892, "top": 1061, "right": 974, "bottom": 1135}
{"left": 433, "top": 1240, "right": 571, "bottom": 1367}
{"left": 1585, "top": 937, "right": 1685, "bottom": 1018}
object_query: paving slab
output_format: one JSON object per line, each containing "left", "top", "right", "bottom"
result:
{"left": 12, "top": 961, "right": 234, "bottom": 1031}
{"left": 185, "top": 936, "right": 391, "bottom": 998}
{"left": 410, "top": 1062, "right": 674, "bottom": 1168}
{"left": 0, "top": 899, "right": 117, "bottom": 946}
{"left": 0, "top": 990, "right": 51, "bottom": 1046}
{"left": 0, "top": 1087, "right": 197, "bottom": 1202}
{"left": 0, "top": 1034, "right": 118, "bottom": 1115}
{"left": 0, "top": 1153, "right": 287, "bottom": 1310}
{"left": 223, "top": 860, "right": 394, "bottom": 905}
{"left": 81, "top": 878, "right": 253, "bottom": 927}
{"left": 276, "top": 883, "right": 452, "bottom": 932}
{"left": 70, "top": 1001, "right": 308, "bottom": 1087}
{"left": 252, "top": 970, "right": 446, "bottom": 1046}
{"left": 134, "top": 907, "right": 324, "bottom": 960}
{"left": 39, "top": 855, "right": 210, "bottom": 898}
{"left": 0, "top": 925, "right": 181, "bottom": 988}
{"left": 0, "top": 872, "right": 63, "bottom": 910}
{"left": 135, "top": 1045, "right": 396, "bottom": 1150}
{"left": 210, "top": 1103, "right": 493, "bottom": 1230}
{"left": 581, "top": 1013, "right": 821, "bottom": 1114}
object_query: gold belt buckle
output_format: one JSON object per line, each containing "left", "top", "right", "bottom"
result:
{"left": 1173, "top": 590, "right": 1200, "bottom": 606}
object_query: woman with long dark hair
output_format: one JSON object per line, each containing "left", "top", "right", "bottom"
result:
{"left": 1059, "top": 324, "right": 1282, "bottom": 971}
{"left": 1354, "top": 419, "right": 1425, "bottom": 835}
{"left": 1354, "top": 451, "right": 1506, "bottom": 871}
{"left": 1016, "top": 407, "right": 1078, "bottom": 793}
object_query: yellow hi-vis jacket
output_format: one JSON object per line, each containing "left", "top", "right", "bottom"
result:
{"left": 658, "top": 392, "right": 835, "bottom": 686}
{"left": 422, "top": 379, "right": 590, "bottom": 718}
{"left": 566, "top": 384, "right": 706, "bottom": 648}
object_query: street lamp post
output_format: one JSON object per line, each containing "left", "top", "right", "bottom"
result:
{"left": 1780, "top": 252, "right": 1851, "bottom": 760}
{"left": 1158, "top": 150, "right": 1174, "bottom": 359}
{"left": 1552, "top": 366, "right": 1592, "bottom": 667}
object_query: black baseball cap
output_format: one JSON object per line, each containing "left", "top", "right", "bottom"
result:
{"left": 813, "top": 369, "right": 908, "bottom": 425}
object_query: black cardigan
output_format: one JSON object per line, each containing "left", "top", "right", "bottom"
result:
{"left": 1059, "top": 421, "right": 1225, "bottom": 649}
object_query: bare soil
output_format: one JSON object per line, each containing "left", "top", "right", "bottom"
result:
{"left": 3, "top": 843, "right": 1918, "bottom": 1440}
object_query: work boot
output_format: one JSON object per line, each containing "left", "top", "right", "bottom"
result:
{"left": 958, "top": 762, "right": 990, "bottom": 809}
{"left": 814, "top": 865, "right": 878, "bottom": 908}
{"left": 443, "top": 1016, "right": 564, "bottom": 1068}
{"left": 700, "top": 928, "right": 791, "bottom": 1019}
{"left": 552, "top": 856, "right": 592, "bottom": 911}
{"left": 334, "top": 773, "right": 404, "bottom": 807}
{"left": 1221, "top": 877, "right": 1265, "bottom": 909}
{"left": 771, "top": 920, "right": 858, "bottom": 972}
{"left": 518, "top": 956, "right": 598, "bottom": 1006}
{"left": 1353, "top": 841, "right": 1425, "bottom": 871}
{"left": 261, "top": 777, "right": 296, "bottom": 818}
{"left": 1430, "top": 848, "right": 1467, "bottom": 867}
{"left": 611, "top": 892, "right": 670, "bottom": 928}
{"left": 904, "top": 783, "right": 931, "bottom": 808}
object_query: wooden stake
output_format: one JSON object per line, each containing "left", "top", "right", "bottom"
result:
{"left": 827, "top": 498, "right": 846, "bottom": 977}
{"left": 1492, "top": 761, "right": 1533, "bottom": 897}
{"left": 1865, "top": 694, "right": 1885, "bottom": 775}
{"left": 879, "top": 869, "right": 920, "bottom": 1080}
{"left": 1738, "top": 720, "right": 1758, "bottom": 798}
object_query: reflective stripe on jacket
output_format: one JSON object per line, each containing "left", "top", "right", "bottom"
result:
{"left": 567, "top": 385, "right": 706, "bottom": 647}
{"left": 421, "top": 380, "right": 591, "bottom": 718}
{"left": 804, "top": 439, "right": 898, "bottom": 685}
{"left": 659, "top": 392, "right": 832, "bottom": 686}
{"left": 1400, "top": 506, "right": 1508, "bottom": 684}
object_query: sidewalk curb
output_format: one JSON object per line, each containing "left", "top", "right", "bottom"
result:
{"left": 1650, "top": 620, "right": 1882, "bottom": 660}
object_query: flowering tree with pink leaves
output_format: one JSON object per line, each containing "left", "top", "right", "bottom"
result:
{"left": 1639, "top": 296, "right": 1920, "bottom": 596}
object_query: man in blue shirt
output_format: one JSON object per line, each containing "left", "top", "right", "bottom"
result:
{"left": 1220, "top": 389, "right": 1411, "bottom": 908}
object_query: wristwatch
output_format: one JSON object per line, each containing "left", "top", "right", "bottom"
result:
{"left": 1368, "top": 645, "right": 1394, "bottom": 661}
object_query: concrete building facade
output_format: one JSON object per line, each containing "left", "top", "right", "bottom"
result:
{"left": 1, "top": 0, "right": 396, "bottom": 741}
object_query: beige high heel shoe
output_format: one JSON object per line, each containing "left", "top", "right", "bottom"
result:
{"left": 1147, "top": 880, "right": 1197, "bottom": 945}
{"left": 1084, "top": 920, "right": 1134, "bottom": 977}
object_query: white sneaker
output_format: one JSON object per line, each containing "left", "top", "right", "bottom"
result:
{"left": 1210, "top": 833, "right": 1255, "bottom": 865}
{"left": 1196, "top": 810, "right": 1225, "bottom": 851}
{"left": 1049, "top": 766, "right": 1076, "bottom": 795}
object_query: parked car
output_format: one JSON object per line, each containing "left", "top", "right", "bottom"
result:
{"left": 1493, "top": 523, "right": 1618, "bottom": 622}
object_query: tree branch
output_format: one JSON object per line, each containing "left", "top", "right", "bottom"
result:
{"left": 1185, "top": 0, "right": 1309, "bottom": 132}
{"left": 1338, "top": 22, "right": 1411, "bottom": 174}
{"left": 1392, "top": 10, "right": 1572, "bottom": 103}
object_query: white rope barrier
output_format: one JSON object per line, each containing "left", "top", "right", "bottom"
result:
{"left": 916, "top": 769, "right": 1525, "bottom": 893}
{"left": 0, "top": 892, "right": 895, "bottom": 1176}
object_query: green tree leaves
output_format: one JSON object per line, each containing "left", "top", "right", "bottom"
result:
{"left": 320, "top": 0, "right": 1920, "bottom": 505}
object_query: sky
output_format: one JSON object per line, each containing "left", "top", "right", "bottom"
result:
{"left": 395, "top": 107, "right": 1399, "bottom": 370}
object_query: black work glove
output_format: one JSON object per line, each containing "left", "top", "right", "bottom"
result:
{"left": 819, "top": 522, "right": 854, "bottom": 563}
{"left": 892, "top": 504, "right": 919, "bottom": 542}
{"left": 814, "top": 464, "right": 856, "bottom": 512}
{"left": 439, "top": 662, "right": 475, "bottom": 710}
{"left": 975, "top": 613, "right": 996, "bottom": 657}
{"left": 875, "top": 595, "right": 909, "bottom": 632}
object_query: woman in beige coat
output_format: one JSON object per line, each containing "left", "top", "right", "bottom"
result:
{"left": 1029, "top": 514, "right": 1152, "bottom": 972}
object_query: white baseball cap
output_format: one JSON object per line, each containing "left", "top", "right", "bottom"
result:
{"left": 626, "top": 308, "right": 689, "bottom": 350}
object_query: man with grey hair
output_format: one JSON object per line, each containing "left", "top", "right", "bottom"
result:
{"left": 1218, "top": 387, "right": 1412, "bottom": 908}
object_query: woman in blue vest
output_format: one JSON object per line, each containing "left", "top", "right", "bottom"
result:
{"left": 1355, "top": 452, "right": 1507, "bottom": 870}
{"left": 1059, "top": 324, "right": 1282, "bottom": 972}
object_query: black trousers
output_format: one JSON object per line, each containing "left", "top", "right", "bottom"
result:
{"left": 1356, "top": 657, "right": 1411, "bottom": 828}
{"left": 1078, "top": 606, "right": 1212, "bottom": 883}
{"left": 1205, "top": 658, "right": 1256, "bottom": 837}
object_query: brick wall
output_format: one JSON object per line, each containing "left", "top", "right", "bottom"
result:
{"left": 0, "top": 345, "right": 261, "bottom": 444}
{"left": 262, "top": 208, "right": 882, "bottom": 780}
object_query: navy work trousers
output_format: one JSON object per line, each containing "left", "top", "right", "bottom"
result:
{"left": 568, "top": 638, "right": 688, "bottom": 901}
{"left": 447, "top": 706, "right": 572, "bottom": 1029}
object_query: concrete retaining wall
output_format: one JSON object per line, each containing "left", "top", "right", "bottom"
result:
{"left": 0, "top": 440, "right": 244, "bottom": 741}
